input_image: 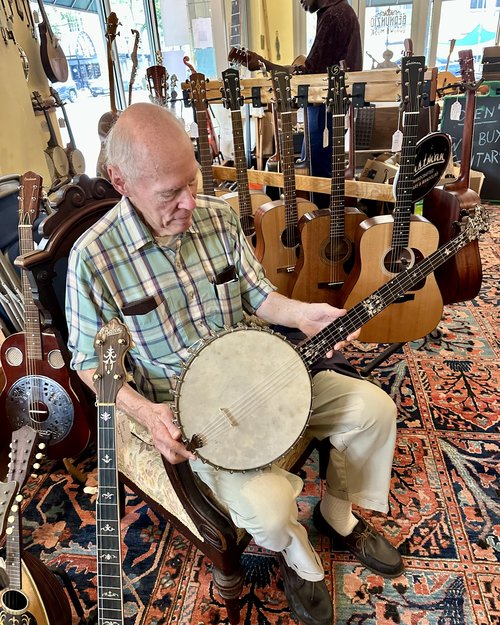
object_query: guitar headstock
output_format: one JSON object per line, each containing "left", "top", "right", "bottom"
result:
{"left": 326, "top": 65, "right": 349, "bottom": 116}
{"left": 188, "top": 72, "right": 208, "bottom": 112}
{"left": 458, "top": 49, "right": 475, "bottom": 85}
{"left": 0, "top": 481, "right": 17, "bottom": 536}
{"left": 19, "top": 171, "right": 43, "bottom": 227}
{"left": 93, "top": 318, "right": 131, "bottom": 404}
{"left": 270, "top": 67, "right": 293, "bottom": 114}
{"left": 221, "top": 67, "right": 244, "bottom": 111}
{"left": 130, "top": 29, "right": 140, "bottom": 68}
{"left": 400, "top": 54, "right": 426, "bottom": 113}
{"left": 49, "top": 85, "right": 63, "bottom": 108}
{"left": 147, "top": 65, "right": 168, "bottom": 102}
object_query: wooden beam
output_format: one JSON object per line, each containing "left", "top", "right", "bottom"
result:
{"left": 212, "top": 165, "right": 396, "bottom": 202}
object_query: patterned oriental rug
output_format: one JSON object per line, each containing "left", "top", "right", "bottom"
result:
{"left": 4, "top": 208, "right": 499, "bottom": 625}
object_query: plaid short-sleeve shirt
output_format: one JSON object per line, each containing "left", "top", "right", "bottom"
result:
{"left": 66, "top": 195, "right": 276, "bottom": 402}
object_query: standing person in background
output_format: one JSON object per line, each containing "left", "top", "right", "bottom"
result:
{"left": 232, "top": 0, "right": 362, "bottom": 207}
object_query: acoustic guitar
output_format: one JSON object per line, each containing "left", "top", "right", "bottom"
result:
{"left": 422, "top": 49, "right": 483, "bottom": 305}
{"left": 184, "top": 62, "right": 223, "bottom": 197}
{"left": 343, "top": 52, "right": 443, "bottom": 344}
{"left": 0, "top": 425, "right": 72, "bottom": 625}
{"left": 174, "top": 207, "right": 489, "bottom": 472}
{"left": 0, "top": 172, "right": 91, "bottom": 460}
{"left": 220, "top": 67, "right": 271, "bottom": 242}
{"left": 49, "top": 86, "right": 86, "bottom": 177}
{"left": 254, "top": 68, "right": 317, "bottom": 296}
{"left": 436, "top": 39, "right": 458, "bottom": 94}
{"left": 93, "top": 318, "right": 131, "bottom": 625}
{"left": 291, "top": 65, "right": 366, "bottom": 306}
{"left": 36, "top": 0, "right": 68, "bottom": 83}
{"left": 96, "top": 13, "right": 121, "bottom": 180}
{"left": 32, "top": 91, "right": 69, "bottom": 183}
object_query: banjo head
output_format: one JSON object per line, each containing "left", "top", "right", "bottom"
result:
{"left": 174, "top": 325, "right": 312, "bottom": 472}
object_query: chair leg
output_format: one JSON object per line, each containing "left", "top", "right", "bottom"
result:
{"left": 212, "top": 564, "right": 244, "bottom": 625}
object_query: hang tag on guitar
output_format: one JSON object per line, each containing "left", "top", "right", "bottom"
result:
{"left": 450, "top": 100, "right": 462, "bottom": 121}
{"left": 391, "top": 129, "right": 403, "bottom": 152}
{"left": 297, "top": 107, "right": 304, "bottom": 124}
{"left": 323, "top": 127, "right": 329, "bottom": 148}
{"left": 189, "top": 122, "right": 199, "bottom": 138}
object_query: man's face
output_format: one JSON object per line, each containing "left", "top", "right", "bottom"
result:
{"left": 122, "top": 142, "right": 200, "bottom": 237}
{"left": 300, "top": 0, "right": 321, "bottom": 13}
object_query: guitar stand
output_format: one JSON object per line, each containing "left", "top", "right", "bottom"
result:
{"left": 49, "top": 565, "right": 86, "bottom": 623}
{"left": 359, "top": 342, "right": 405, "bottom": 380}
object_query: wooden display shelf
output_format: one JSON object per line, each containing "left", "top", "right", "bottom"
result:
{"left": 183, "top": 68, "right": 436, "bottom": 105}
{"left": 212, "top": 165, "right": 396, "bottom": 202}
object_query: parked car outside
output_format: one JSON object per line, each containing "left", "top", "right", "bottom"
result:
{"left": 52, "top": 78, "right": 79, "bottom": 103}
{"left": 88, "top": 75, "right": 142, "bottom": 97}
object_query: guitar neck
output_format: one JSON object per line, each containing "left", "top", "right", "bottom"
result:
{"left": 298, "top": 221, "right": 476, "bottom": 366}
{"left": 329, "top": 112, "right": 346, "bottom": 238}
{"left": 36, "top": 0, "right": 54, "bottom": 42}
{"left": 18, "top": 222, "right": 42, "bottom": 358}
{"left": 392, "top": 110, "right": 420, "bottom": 249}
{"left": 196, "top": 108, "right": 216, "bottom": 196}
{"left": 454, "top": 89, "right": 476, "bottom": 191}
{"left": 229, "top": 0, "right": 242, "bottom": 48}
{"left": 5, "top": 511, "right": 22, "bottom": 589}
{"left": 97, "top": 403, "right": 124, "bottom": 625}
{"left": 230, "top": 110, "right": 252, "bottom": 217}
{"left": 279, "top": 111, "right": 299, "bottom": 227}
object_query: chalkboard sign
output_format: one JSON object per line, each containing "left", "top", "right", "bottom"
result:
{"left": 440, "top": 94, "right": 500, "bottom": 201}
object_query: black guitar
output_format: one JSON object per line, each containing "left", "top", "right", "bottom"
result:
{"left": 93, "top": 318, "right": 131, "bottom": 625}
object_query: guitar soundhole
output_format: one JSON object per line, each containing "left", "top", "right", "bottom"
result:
{"left": 280, "top": 226, "right": 300, "bottom": 252}
{"left": 383, "top": 248, "right": 426, "bottom": 288}
{"left": 322, "top": 238, "right": 353, "bottom": 268}
{"left": 1, "top": 588, "right": 29, "bottom": 612}
{"left": 240, "top": 214, "right": 255, "bottom": 237}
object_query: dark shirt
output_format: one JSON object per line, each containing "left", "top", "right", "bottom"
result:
{"left": 303, "top": 0, "right": 362, "bottom": 73}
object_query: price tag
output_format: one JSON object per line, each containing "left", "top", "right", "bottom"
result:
{"left": 252, "top": 106, "right": 265, "bottom": 118}
{"left": 323, "top": 127, "right": 329, "bottom": 148}
{"left": 391, "top": 129, "right": 403, "bottom": 152}
{"left": 344, "top": 128, "right": 350, "bottom": 151}
{"left": 189, "top": 122, "right": 199, "bottom": 138}
{"left": 450, "top": 100, "right": 462, "bottom": 121}
{"left": 297, "top": 107, "right": 304, "bottom": 124}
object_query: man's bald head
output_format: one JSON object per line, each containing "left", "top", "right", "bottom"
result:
{"left": 105, "top": 103, "right": 193, "bottom": 183}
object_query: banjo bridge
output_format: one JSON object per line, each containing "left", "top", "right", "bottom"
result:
{"left": 220, "top": 407, "right": 238, "bottom": 427}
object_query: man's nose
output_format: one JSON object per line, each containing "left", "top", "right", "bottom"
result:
{"left": 178, "top": 186, "right": 197, "bottom": 210}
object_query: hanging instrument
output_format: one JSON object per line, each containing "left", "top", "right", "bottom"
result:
{"left": 254, "top": 67, "right": 318, "bottom": 296}
{"left": 128, "top": 29, "right": 140, "bottom": 107}
{"left": 35, "top": 0, "right": 68, "bottom": 83}
{"left": 342, "top": 49, "right": 443, "bottom": 343}
{"left": 32, "top": 91, "right": 69, "bottom": 183}
{"left": 220, "top": 66, "right": 271, "bottom": 242}
{"left": 291, "top": 65, "right": 366, "bottom": 306}
{"left": 422, "top": 49, "right": 483, "bottom": 305}
{"left": 173, "top": 206, "right": 488, "bottom": 472}
{"left": 49, "top": 86, "right": 86, "bottom": 177}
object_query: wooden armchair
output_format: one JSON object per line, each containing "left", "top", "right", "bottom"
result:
{"left": 17, "top": 174, "right": 320, "bottom": 624}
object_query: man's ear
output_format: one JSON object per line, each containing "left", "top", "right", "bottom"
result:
{"left": 107, "top": 165, "right": 128, "bottom": 195}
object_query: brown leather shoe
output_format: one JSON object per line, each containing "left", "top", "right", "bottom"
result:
{"left": 313, "top": 503, "right": 404, "bottom": 578}
{"left": 278, "top": 554, "right": 333, "bottom": 625}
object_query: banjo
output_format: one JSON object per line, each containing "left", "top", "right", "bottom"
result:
{"left": 172, "top": 206, "right": 488, "bottom": 472}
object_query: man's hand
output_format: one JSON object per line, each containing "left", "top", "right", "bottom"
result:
{"left": 137, "top": 402, "right": 197, "bottom": 465}
{"left": 298, "top": 302, "right": 360, "bottom": 356}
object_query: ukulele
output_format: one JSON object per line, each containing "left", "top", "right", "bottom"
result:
{"left": 184, "top": 61, "right": 222, "bottom": 196}
{"left": 36, "top": 0, "right": 68, "bottom": 83}
{"left": 254, "top": 68, "right": 317, "bottom": 296}
{"left": 128, "top": 29, "right": 140, "bottom": 107}
{"left": 49, "top": 86, "right": 86, "bottom": 177}
{"left": 96, "top": 13, "right": 121, "bottom": 180}
{"left": 422, "top": 50, "right": 483, "bottom": 305}
{"left": 291, "top": 65, "right": 366, "bottom": 306}
{"left": 220, "top": 67, "right": 271, "bottom": 241}
{"left": 343, "top": 51, "right": 443, "bottom": 344}
{"left": 0, "top": 172, "right": 91, "bottom": 460}
{"left": 93, "top": 318, "right": 131, "bottom": 625}
{"left": 32, "top": 91, "right": 69, "bottom": 183}
{"left": 1, "top": 425, "right": 72, "bottom": 625}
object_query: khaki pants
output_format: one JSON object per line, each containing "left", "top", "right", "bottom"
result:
{"left": 192, "top": 370, "right": 397, "bottom": 580}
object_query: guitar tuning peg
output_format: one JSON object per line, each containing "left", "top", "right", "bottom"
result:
{"left": 15, "top": 494, "right": 23, "bottom": 502}
{"left": 5, "top": 527, "right": 13, "bottom": 535}
{"left": 31, "top": 473, "right": 38, "bottom": 479}
{"left": 38, "top": 442, "right": 46, "bottom": 450}
{"left": 33, "top": 463, "right": 40, "bottom": 470}
{"left": 10, "top": 504, "right": 18, "bottom": 513}
{"left": 35, "top": 453, "right": 43, "bottom": 460}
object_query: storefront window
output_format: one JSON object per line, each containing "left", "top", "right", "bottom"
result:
{"left": 363, "top": 1, "right": 413, "bottom": 70}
